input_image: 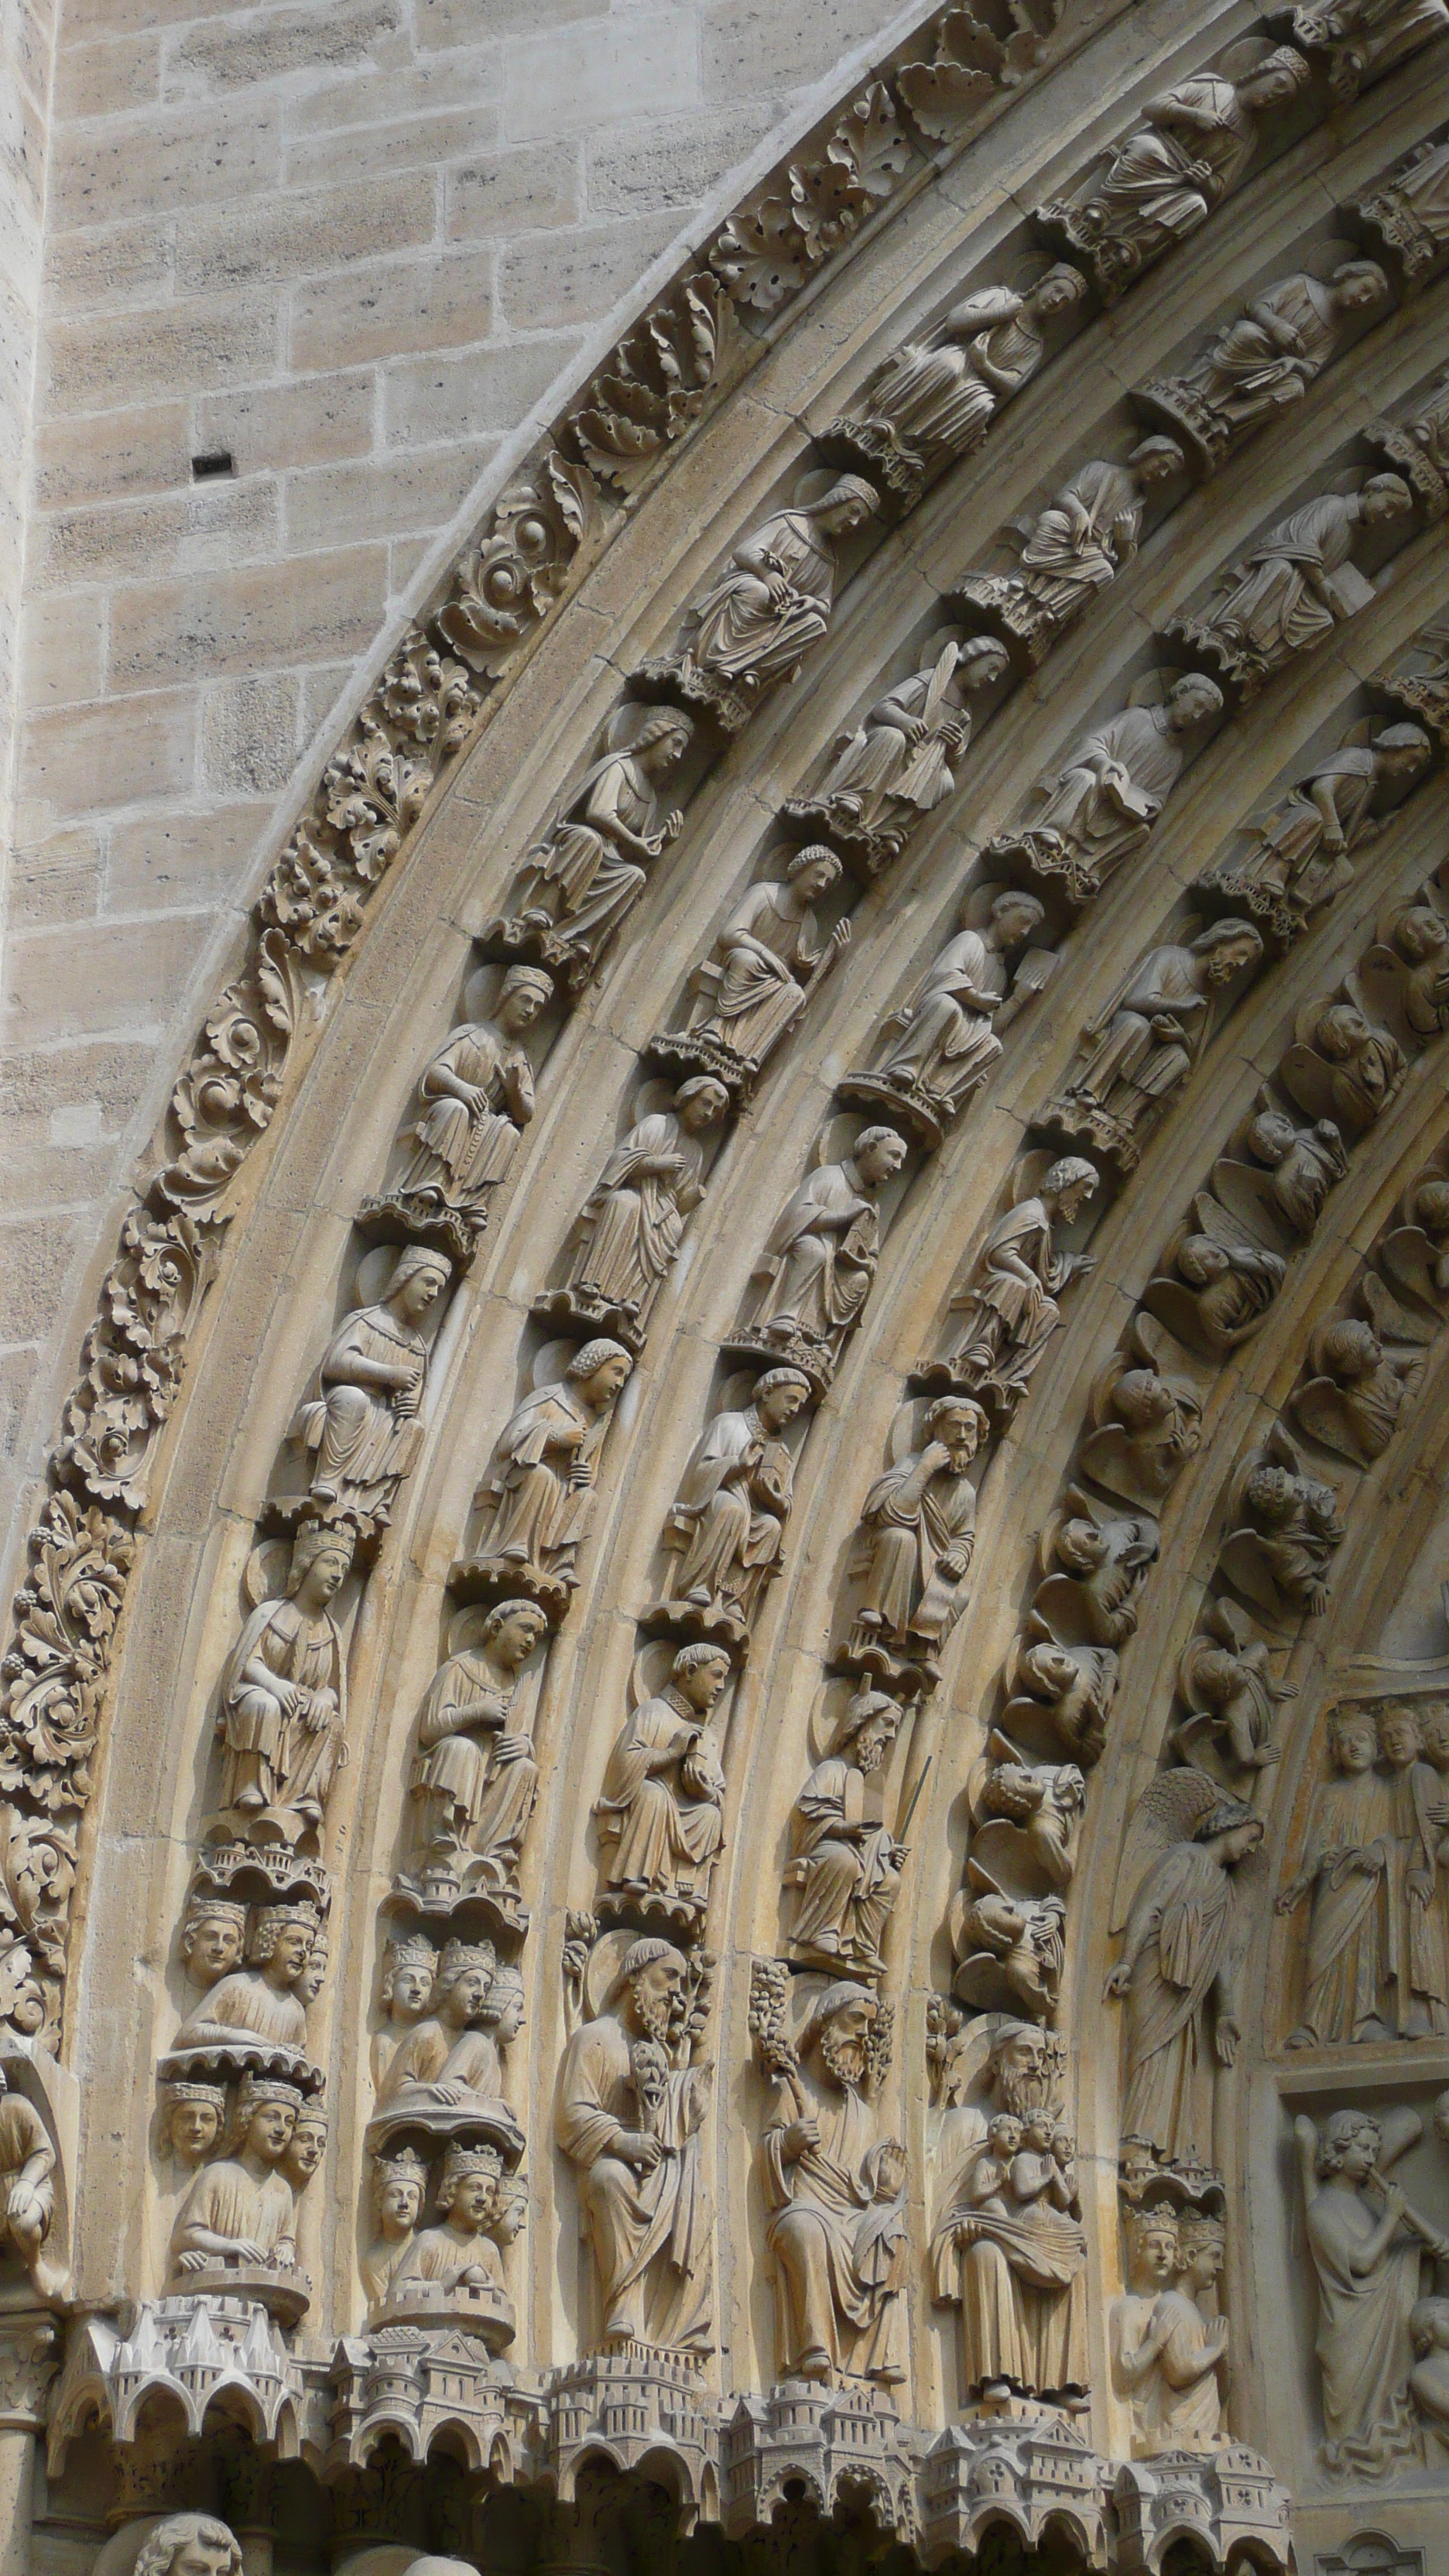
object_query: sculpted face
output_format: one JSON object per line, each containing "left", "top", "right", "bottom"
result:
{"left": 285, "top": 2121, "right": 327, "bottom": 2182}
{"left": 170, "top": 2101, "right": 221, "bottom": 2163}
{"left": 453, "top": 2174, "right": 495, "bottom": 2229}
{"left": 187, "top": 1917, "right": 244, "bottom": 1984}
{"left": 759, "top": 1376, "right": 809, "bottom": 1431}
{"left": 249, "top": 2102, "right": 297, "bottom": 2163}
{"left": 490, "top": 1987, "right": 525, "bottom": 2045}
{"left": 389, "top": 1962, "right": 433, "bottom": 2019}
{"left": 300, "top": 1547, "right": 349, "bottom": 1605}
{"left": 1333, "top": 1721, "right": 1376, "bottom": 1776}
{"left": 173, "top": 2546, "right": 238, "bottom": 2576}
{"left": 631, "top": 1956, "right": 683, "bottom": 2039}
{"left": 680, "top": 1081, "right": 728, "bottom": 1133}
{"left": 399, "top": 1262, "right": 448, "bottom": 1322}
{"left": 680, "top": 1651, "right": 731, "bottom": 1714}
{"left": 858, "top": 1132, "right": 906, "bottom": 1187}
{"left": 381, "top": 2176, "right": 423, "bottom": 2237}
{"left": 1138, "top": 2223, "right": 1178, "bottom": 2284}
{"left": 1417, "top": 1708, "right": 1449, "bottom": 1766}
{"left": 1379, "top": 1714, "right": 1420, "bottom": 1769}
{"left": 272, "top": 1923, "right": 314, "bottom": 1985}
{"left": 644, "top": 723, "right": 690, "bottom": 775}
{"left": 584, "top": 1352, "right": 632, "bottom": 1405}
{"left": 796, "top": 857, "right": 838, "bottom": 903}
{"left": 447, "top": 1967, "right": 493, "bottom": 2022}
{"left": 494, "top": 1608, "right": 546, "bottom": 1670}
{"left": 500, "top": 987, "right": 545, "bottom": 1035}
{"left": 1167, "top": 676, "right": 1221, "bottom": 730}
{"left": 1219, "top": 1821, "right": 1264, "bottom": 1866}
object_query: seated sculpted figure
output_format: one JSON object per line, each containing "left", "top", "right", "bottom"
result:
{"left": 1170, "top": 478, "right": 1413, "bottom": 697}
{"left": 1285, "top": 0, "right": 1449, "bottom": 97}
{"left": 0, "top": 2065, "right": 59, "bottom": 2295}
{"left": 170, "top": 2075, "right": 300, "bottom": 2281}
{"left": 382, "top": 967, "right": 550, "bottom": 1245}
{"left": 857, "top": 889, "right": 1046, "bottom": 1130}
{"left": 760, "top": 1980, "right": 907, "bottom": 2386}
{"left": 512, "top": 707, "right": 693, "bottom": 975}
{"left": 961, "top": 441, "right": 1183, "bottom": 659}
{"left": 660, "top": 1366, "right": 811, "bottom": 1631}
{"left": 215, "top": 1524, "right": 351, "bottom": 1841}
{"left": 558, "top": 1081, "right": 727, "bottom": 1335}
{"left": 290, "top": 1247, "right": 451, "bottom": 1528}
{"left": 786, "top": 1690, "right": 904, "bottom": 1977}
{"left": 940, "top": 1160, "right": 1098, "bottom": 1400}
{"left": 390, "top": 2141, "right": 509, "bottom": 2298}
{"left": 1201, "top": 727, "right": 1430, "bottom": 939}
{"left": 849, "top": 1396, "right": 988, "bottom": 1663}
{"left": 360, "top": 2143, "right": 426, "bottom": 2309}
{"left": 739, "top": 1126, "right": 907, "bottom": 1381}
{"left": 1146, "top": 262, "right": 1387, "bottom": 467}
{"left": 406, "top": 1598, "right": 549, "bottom": 1899}
{"left": 681, "top": 848, "right": 851, "bottom": 1077}
{"left": 645, "top": 477, "right": 879, "bottom": 730}
{"left": 1049, "top": 924, "right": 1262, "bottom": 1160}
{"left": 471, "top": 1340, "right": 633, "bottom": 1599}
{"left": 796, "top": 635, "right": 1009, "bottom": 855}
{"left": 831, "top": 269, "right": 1086, "bottom": 501}
{"left": 594, "top": 1644, "right": 731, "bottom": 1918}
{"left": 992, "top": 673, "right": 1223, "bottom": 900}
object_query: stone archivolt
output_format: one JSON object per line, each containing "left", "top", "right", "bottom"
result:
{"left": 16, "top": 7, "right": 1449, "bottom": 2571}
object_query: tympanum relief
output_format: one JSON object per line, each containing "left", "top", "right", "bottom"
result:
{"left": 1278, "top": 1697, "right": 1449, "bottom": 2046}
{"left": 1295, "top": 2095, "right": 1449, "bottom": 2475}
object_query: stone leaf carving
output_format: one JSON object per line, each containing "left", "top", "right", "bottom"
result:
{"left": 841, "top": 886, "right": 1051, "bottom": 1146}
{"left": 211, "top": 1528, "right": 352, "bottom": 1853}
{"left": 492, "top": 708, "right": 694, "bottom": 995}
{"left": 284, "top": 1245, "right": 452, "bottom": 1537}
{"left": 57, "top": 1212, "right": 213, "bottom": 1513}
{"left": 846, "top": 1396, "right": 988, "bottom": 1684}
{"left": 168, "top": 2073, "right": 318, "bottom": 2324}
{"left": 1270, "top": 0, "right": 1449, "bottom": 98}
{"left": 710, "top": 83, "right": 909, "bottom": 313}
{"left": 593, "top": 1643, "right": 732, "bottom": 1934}
{"left": 727, "top": 1125, "right": 908, "bottom": 1396}
{"left": 556, "top": 1930, "right": 714, "bottom": 2355}
{"left": 651, "top": 1365, "right": 812, "bottom": 1648}
{"left": 826, "top": 263, "right": 1086, "bottom": 506}
{"left": 1279, "top": 1698, "right": 1449, "bottom": 2044}
{"left": 1034, "top": 47, "right": 1313, "bottom": 301}
{"left": 635, "top": 473, "right": 879, "bottom": 734}
{"left": 922, "top": 1156, "right": 1098, "bottom": 1403}
{"left": 750, "top": 1962, "right": 906, "bottom": 2386}
{"left": 651, "top": 847, "right": 851, "bottom": 1100}
{"left": 958, "top": 439, "right": 1184, "bottom": 664}
{"left": 359, "top": 964, "right": 552, "bottom": 1266}
{"left": 457, "top": 1339, "right": 633, "bottom": 1620}
{"left": 397, "top": 1597, "right": 550, "bottom": 1930}
{"left": 1105, "top": 1772, "right": 1263, "bottom": 2163}
{"left": 1112, "top": 2203, "right": 1228, "bottom": 2456}
{"left": 1195, "top": 723, "right": 1431, "bottom": 946}
{"left": 985, "top": 672, "right": 1223, "bottom": 904}
{"left": 568, "top": 272, "right": 731, "bottom": 493}
{"left": 1293, "top": 2098, "right": 1449, "bottom": 2474}
{"left": 1139, "top": 261, "right": 1388, "bottom": 474}
{"left": 1166, "top": 477, "right": 1414, "bottom": 701}
{"left": 897, "top": 1, "right": 1066, "bottom": 144}
{"left": 1042, "top": 924, "right": 1262, "bottom": 1170}
{"left": 437, "top": 452, "right": 601, "bottom": 677}
{"left": 785, "top": 1689, "right": 906, "bottom": 1980}
{"left": 785, "top": 635, "right": 1009, "bottom": 874}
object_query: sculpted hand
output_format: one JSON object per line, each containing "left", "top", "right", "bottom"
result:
{"left": 495, "top": 1733, "right": 532, "bottom": 1765}
{"left": 1214, "top": 2014, "right": 1240, "bottom": 2067}
{"left": 783, "top": 2118, "right": 820, "bottom": 2162}
{"left": 1410, "top": 1870, "right": 1434, "bottom": 1906}
{"left": 1104, "top": 1961, "right": 1132, "bottom": 1999}
{"left": 619, "top": 2132, "right": 662, "bottom": 2173}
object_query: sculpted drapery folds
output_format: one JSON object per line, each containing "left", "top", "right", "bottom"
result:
{"left": 289, "top": 1247, "right": 452, "bottom": 1530}
{"left": 0, "top": 2066, "right": 58, "bottom": 2297}
{"left": 757, "top": 1978, "right": 906, "bottom": 2386}
{"left": 511, "top": 707, "right": 694, "bottom": 981}
{"left": 1197, "top": 726, "right": 1431, "bottom": 943}
{"left": 1105, "top": 1774, "right": 1264, "bottom": 2166}
{"left": 215, "top": 1527, "right": 351, "bottom": 1846}
{"left": 556, "top": 1937, "right": 712, "bottom": 2355}
{"left": 1170, "top": 478, "right": 1414, "bottom": 697}
{"left": 1036, "top": 50, "right": 1312, "bottom": 298}
{"left": 403, "top": 1599, "right": 549, "bottom": 1908}
{"left": 1359, "top": 128, "right": 1449, "bottom": 271}
{"left": 1278, "top": 1703, "right": 1396, "bottom": 2047}
{"left": 368, "top": 968, "right": 551, "bottom": 1259}
{"left": 169, "top": 2075, "right": 303, "bottom": 2290}
{"left": 959, "top": 440, "right": 1183, "bottom": 661}
{"left": 641, "top": 476, "right": 879, "bottom": 731}
{"left": 468, "top": 1340, "right": 633, "bottom": 1607}
{"left": 990, "top": 673, "right": 1224, "bottom": 902}
{"left": 594, "top": 1645, "right": 731, "bottom": 1923}
{"left": 1111, "top": 2204, "right": 1229, "bottom": 2455}
{"left": 848, "top": 1396, "right": 988, "bottom": 1670}
{"left": 849, "top": 888, "right": 1047, "bottom": 1139}
{"left": 1046, "top": 927, "right": 1263, "bottom": 1167}
{"left": 1282, "top": 0, "right": 1449, "bottom": 95}
{"left": 176, "top": 1902, "right": 320, "bottom": 2071}
{"left": 829, "top": 265, "right": 1086, "bottom": 503}
{"left": 677, "top": 848, "right": 850, "bottom": 1085}
{"left": 790, "top": 635, "right": 1009, "bottom": 862}
{"left": 1295, "top": 2105, "right": 1449, "bottom": 2475}
{"left": 659, "top": 1368, "right": 811, "bottom": 1636}
{"left": 1142, "top": 262, "right": 1388, "bottom": 469}
{"left": 360, "top": 2143, "right": 427, "bottom": 2310}
{"left": 786, "top": 1690, "right": 905, "bottom": 1978}
{"left": 736, "top": 1126, "right": 908, "bottom": 1385}
{"left": 934, "top": 1160, "right": 1098, "bottom": 1404}
{"left": 372, "top": 1938, "right": 517, "bottom": 2126}
{"left": 931, "top": 2110, "right": 1088, "bottom": 2401}
{"left": 555, "top": 1083, "right": 728, "bottom": 1341}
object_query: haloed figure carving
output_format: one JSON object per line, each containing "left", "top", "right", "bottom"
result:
{"left": 514, "top": 707, "right": 694, "bottom": 975}
{"left": 940, "top": 1160, "right": 1098, "bottom": 1403}
{"left": 796, "top": 635, "right": 1008, "bottom": 858}
{"left": 1107, "top": 1774, "right": 1263, "bottom": 2165}
{"left": 471, "top": 1341, "right": 633, "bottom": 1602}
{"left": 1201, "top": 728, "right": 1430, "bottom": 942}
{"left": 216, "top": 1526, "right": 351, "bottom": 1841}
{"left": 831, "top": 267, "right": 1086, "bottom": 502}
{"left": 594, "top": 1645, "right": 731, "bottom": 1922}
{"left": 560, "top": 1081, "right": 728, "bottom": 1338}
{"left": 1171, "top": 479, "right": 1413, "bottom": 696}
{"left": 406, "top": 1599, "right": 549, "bottom": 1903}
{"left": 643, "top": 477, "right": 879, "bottom": 728}
{"left": 741, "top": 1127, "right": 908, "bottom": 1381}
{"left": 290, "top": 1248, "right": 451, "bottom": 1529}
{"left": 660, "top": 1368, "right": 811, "bottom": 1635}
{"left": 1145, "top": 262, "right": 1387, "bottom": 468}
{"left": 786, "top": 1690, "right": 905, "bottom": 1978}
{"left": 992, "top": 674, "right": 1223, "bottom": 901}
{"left": 961, "top": 440, "right": 1183, "bottom": 659}
{"left": 860, "top": 889, "right": 1046, "bottom": 1134}
{"left": 931, "top": 2107, "right": 1087, "bottom": 2401}
{"left": 386, "top": 967, "right": 550, "bottom": 1246}
{"left": 1049, "top": 924, "right": 1262, "bottom": 1164}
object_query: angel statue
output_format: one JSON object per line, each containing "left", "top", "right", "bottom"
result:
{"left": 1167, "top": 478, "right": 1413, "bottom": 700}
{"left": 971, "top": 1735, "right": 1088, "bottom": 1893}
{"left": 505, "top": 704, "right": 694, "bottom": 981}
{"left": 288, "top": 1245, "right": 451, "bottom": 1530}
{"left": 1220, "top": 1426, "right": 1345, "bottom": 1621}
{"left": 1079, "top": 1342, "right": 1203, "bottom": 1514}
{"left": 1292, "top": 1310, "right": 1423, "bottom": 1465}
{"left": 638, "top": 474, "right": 879, "bottom": 732}
{"left": 934, "top": 1158, "right": 1098, "bottom": 1403}
{"left": 363, "top": 967, "right": 550, "bottom": 1261}
{"left": 1176, "top": 1597, "right": 1293, "bottom": 1775}
{"left": 1142, "top": 1215, "right": 1285, "bottom": 1359}
{"left": 951, "top": 1867, "right": 1066, "bottom": 2019}
{"left": 1105, "top": 1771, "right": 1264, "bottom": 2164}
{"left": 786, "top": 635, "right": 1009, "bottom": 866}
{"left": 1210, "top": 1097, "right": 1348, "bottom": 1251}
{"left": 1197, "top": 724, "right": 1430, "bottom": 944}
{"left": 987, "top": 672, "right": 1224, "bottom": 903}
{"left": 958, "top": 438, "right": 1184, "bottom": 663}
{"left": 1004, "top": 1619, "right": 1120, "bottom": 1769}
{"left": 1284, "top": 994, "right": 1406, "bottom": 1134}
{"left": 844, "top": 887, "right": 1049, "bottom": 1143}
{"left": 1035, "top": 49, "right": 1312, "bottom": 299}
{"left": 214, "top": 1526, "right": 351, "bottom": 1845}
{"left": 1044, "top": 923, "right": 1262, "bottom": 1166}
{"left": 1382, "top": 1166, "right": 1449, "bottom": 1310}
{"left": 827, "top": 265, "right": 1087, "bottom": 505}
{"left": 1034, "top": 1491, "right": 1159, "bottom": 1647}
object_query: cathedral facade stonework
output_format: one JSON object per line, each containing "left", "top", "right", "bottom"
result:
{"left": 8, "top": 3, "right": 1449, "bottom": 2572}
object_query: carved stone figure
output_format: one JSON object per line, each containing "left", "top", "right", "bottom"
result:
{"left": 1112, "top": 2204, "right": 1229, "bottom": 2454}
{"left": 133, "top": 2517, "right": 243, "bottom": 2576}
{"left": 163, "top": 2082, "right": 226, "bottom": 2167}
{"left": 1222, "top": 1430, "right": 1346, "bottom": 1619}
{"left": 289, "top": 1247, "right": 452, "bottom": 1529}
{"left": 1005, "top": 1632, "right": 1120, "bottom": 1769}
{"left": 551, "top": 1084, "right": 728, "bottom": 1341}
{"left": 661, "top": 848, "right": 850, "bottom": 1091}
{"left": 734, "top": 1127, "right": 908, "bottom": 1389}
{"left": 1197, "top": 727, "right": 1430, "bottom": 942}
{"left": 758, "top": 1978, "right": 906, "bottom": 2385}
{"left": 1211, "top": 1099, "right": 1348, "bottom": 1249}
{"left": 1370, "top": 894, "right": 1449, "bottom": 1039}
{"left": 1081, "top": 1355, "right": 1203, "bottom": 1512}
{"left": 1293, "top": 1314, "right": 1423, "bottom": 1464}
{"left": 1106, "top": 1774, "right": 1264, "bottom": 2163}
{"left": 1142, "top": 262, "right": 1388, "bottom": 470}
{"left": 848, "top": 1397, "right": 986, "bottom": 1670}
{"left": 658, "top": 1367, "right": 812, "bottom": 1639}
{"left": 786, "top": 1690, "right": 905, "bottom": 1977}
{"left": 1036, "top": 50, "right": 1312, "bottom": 298}
{"left": 468, "top": 1341, "right": 633, "bottom": 1612}
{"left": 282, "top": 2098, "right": 327, "bottom": 2193}
{"left": 1383, "top": 1167, "right": 1449, "bottom": 1309}
{"left": 787, "top": 635, "right": 1009, "bottom": 863}
{"left": 959, "top": 441, "right": 1184, "bottom": 661}
{"left": 974, "top": 1742, "right": 1087, "bottom": 1891}
{"left": 372, "top": 1935, "right": 435, "bottom": 2091}
{"left": 0, "top": 2066, "right": 57, "bottom": 2296}
{"left": 510, "top": 707, "right": 694, "bottom": 981}
{"left": 555, "top": 1936, "right": 713, "bottom": 2352}
{"left": 1144, "top": 1225, "right": 1285, "bottom": 1358}
{"left": 1278, "top": 1703, "right": 1394, "bottom": 2047}
{"left": 594, "top": 1644, "right": 730, "bottom": 1926}
{"left": 935, "top": 1161, "right": 1098, "bottom": 1396}
{"left": 1358, "top": 132, "right": 1449, "bottom": 274}
{"left": 1286, "top": 995, "right": 1408, "bottom": 1132}
{"left": 932, "top": 2108, "right": 1087, "bottom": 2399}
{"left": 373, "top": 1939, "right": 517, "bottom": 2132}
{"left": 404, "top": 1599, "right": 549, "bottom": 1908}
{"left": 176, "top": 1903, "right": 320, "bottom": 2072}
{"left": 370, "top": 971, "right": 550, "bottom": 1259}
{"left": 1168, "top": 479, "right": 1413, "bottom": 697}
{"left": 1294, "top": 2105, "right": 1446, "bottom": 2474}
{"left": 640, "top": 476, "right": 879, "bottom": 731}
{"left": 169, "top": 2075, "right": 301, "bottom": 2290}
{"left": 390, "top": 2140, "right": 510, "bottom": 2308}
{"left": 1177, "top": 1598, "right": 1291, "bottom": 1773}
{"left": 951, "top": 1869, "right": 1065, "bottom": 2018}
{"left": 828, "top": 267, "right": 1086, "bottom": 504}
{"left": 178, "top": 1897, "right": 247, "bottom": 1992}
{"left": 361, "top": 2143, "right": 427, "bottom": 2308}
{"left": 846, "top": 889, "right": 1048, "bottom": 1141}
{"left": 988, "top": 674, "right": 1223, "bottom": 902}
{"left": 1046, "top": 926, "right": 1262, "bottom": 1166}
{"left": 214, "top": 1526, "right": 351, "bottom": 1845}
{"left": 1036, "top": 1494, "right": 1158, "bottom": 1646}
{"left": 1276, "top": 0, "right": 1449, "bottom": 97}
{"left": 1376, "top": 1704, "right": 1449, "bottom": 2039}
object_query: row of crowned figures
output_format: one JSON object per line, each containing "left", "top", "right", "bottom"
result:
{"left": 111, "top": 0, "right": 1449, "bottom": 2478}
